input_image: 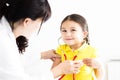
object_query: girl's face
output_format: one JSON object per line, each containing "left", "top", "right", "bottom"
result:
{"left": 61, "top": 20, "right": 87, "bottom": 46}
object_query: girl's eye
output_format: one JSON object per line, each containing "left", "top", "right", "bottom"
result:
{"left": 61, "top": 30, "right": 67, "bottom": 32}
{"left": 71, "top": 29, "right": 76, "bottom": 31}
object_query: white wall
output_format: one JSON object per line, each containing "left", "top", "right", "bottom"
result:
{"left": 25, "top": 0, "right": 120, "bottom": 80}
{"left": 107, "top": 60, "right": 120, "bottom": 80}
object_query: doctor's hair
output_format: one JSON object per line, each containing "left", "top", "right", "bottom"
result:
{"left": 0, "top": 0, "right": 51, "bottom": 23}
{"left": 0, "top": 0, "right": 51, "bottom": 53}
{"left": 60, "top": 14, "right": 90, "bottom": 45}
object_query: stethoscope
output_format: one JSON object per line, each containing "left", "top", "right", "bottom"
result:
{"left": 57, "top": 37, "right": 79, "bottom": 80}
{"left": 58, "top": 54, "right": 77, "bottom": 80}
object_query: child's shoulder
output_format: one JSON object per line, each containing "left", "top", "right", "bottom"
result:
{"left": 87, "top": 44, "right": 96, "bottom": 50}
{"left": 86, "top": 45, "right": 97, "bottom": 54}
{"left": 86, "top": 45, "right": 98, "bottom": 57}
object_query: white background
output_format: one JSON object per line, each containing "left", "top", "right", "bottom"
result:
{"left": 24, "top": 0, "right": 120, "bottom": 80}
{"left": 38, "top": 0, "right": 120, "bottom": 59}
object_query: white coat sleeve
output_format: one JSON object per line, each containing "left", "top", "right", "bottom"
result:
{"left": 0, "top": 31, "right": 54, "bottom": 80}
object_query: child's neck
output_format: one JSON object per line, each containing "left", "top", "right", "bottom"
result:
{"left": 70, "top": 42, "right": 83, "bottom": 51}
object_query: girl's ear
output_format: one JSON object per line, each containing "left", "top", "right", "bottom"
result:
{"left": 83, "top": 31, "right": 88, "bottom": 38}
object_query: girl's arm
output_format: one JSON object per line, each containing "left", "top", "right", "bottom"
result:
{"left": 94, "top": 67, "right": 103, "bottom": 80}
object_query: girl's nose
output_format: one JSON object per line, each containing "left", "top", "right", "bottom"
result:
{"left": 66, "top": 31, "right": 71, "bottom": 36}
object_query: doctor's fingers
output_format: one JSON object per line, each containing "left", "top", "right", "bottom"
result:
{"left": 72, "top": 66, "right": 80, "bottom": 74}
{"left": 70, "top": 62, "right": 81, "bottom": 73}
{"left": 73, "top": 61, "right": 83, "bottom": 67}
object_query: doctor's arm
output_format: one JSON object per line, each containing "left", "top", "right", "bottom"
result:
{"left": 83, "top": 58, "right": 104, "bottom": 80}
{"left": 0, "top": 38, "right": 54, "bottom": 80}
{"left": 40, "top": 49, "right": 82, "bottom": 78}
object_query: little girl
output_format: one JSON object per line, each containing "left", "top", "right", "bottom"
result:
{"left": 42, "top": 14, "right": 103, "bottom": 80}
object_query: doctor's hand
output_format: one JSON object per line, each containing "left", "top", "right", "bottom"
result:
{"left": 51, "top": 60, "right": 81, "bottom": 78}
{"left": 40, "top": 49, "right": 60, "bottom": 61}
{"left": 60, "top": 60, "right": 82, "bottom": 74}
{"left": 83, "top": 58, "right": 101, "bottom": 69}
{"left": 83, "top": 58, "right": 104, "bottom": 80}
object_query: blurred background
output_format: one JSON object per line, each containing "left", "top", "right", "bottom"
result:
{"left": 22, "top": 0, "right": 120, "bottom": 80}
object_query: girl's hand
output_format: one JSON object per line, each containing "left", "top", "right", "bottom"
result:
{"left": 83, "top": 58, "right": 101, "bottom": 69}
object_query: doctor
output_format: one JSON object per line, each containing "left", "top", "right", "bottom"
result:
{"left": 0, "top": 0, "right": 81, "bottom": 80}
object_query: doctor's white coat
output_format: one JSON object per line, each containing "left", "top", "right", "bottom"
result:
{"left": 0, "top": 16, "right": 54, "bottom": 80}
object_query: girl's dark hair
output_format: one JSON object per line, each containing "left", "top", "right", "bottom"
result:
{"left": 0, "top": 0, "right": 51, "bottom": 53}
{"left": 60, "top": 14, "right": 90, "bottom": 45}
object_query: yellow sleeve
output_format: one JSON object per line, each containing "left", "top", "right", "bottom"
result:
{"left": 90, "top": 46, "right": 97, "bottom": 58}
{"left": 91, "top": 50, "right": 97, "bottom": 58}
{"left": 55, "top": 45, "right": 64, "bottom": 56}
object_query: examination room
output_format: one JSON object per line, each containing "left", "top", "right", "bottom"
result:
{"left": 0, "top": 0, "right": 120, "bottom": 80}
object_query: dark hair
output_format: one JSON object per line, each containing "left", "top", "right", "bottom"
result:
{"left": 60, "top": 14, "right": 90, "bottom": 45}
{"left": 0, "top": 0, "right": 51, "bottom": 53}
{"left": 16, "top": 36, "right": 28, "bottom": 53}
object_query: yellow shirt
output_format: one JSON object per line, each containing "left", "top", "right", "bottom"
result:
{"left": 56, "top": 43, "right": 97, "bottom": 80}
